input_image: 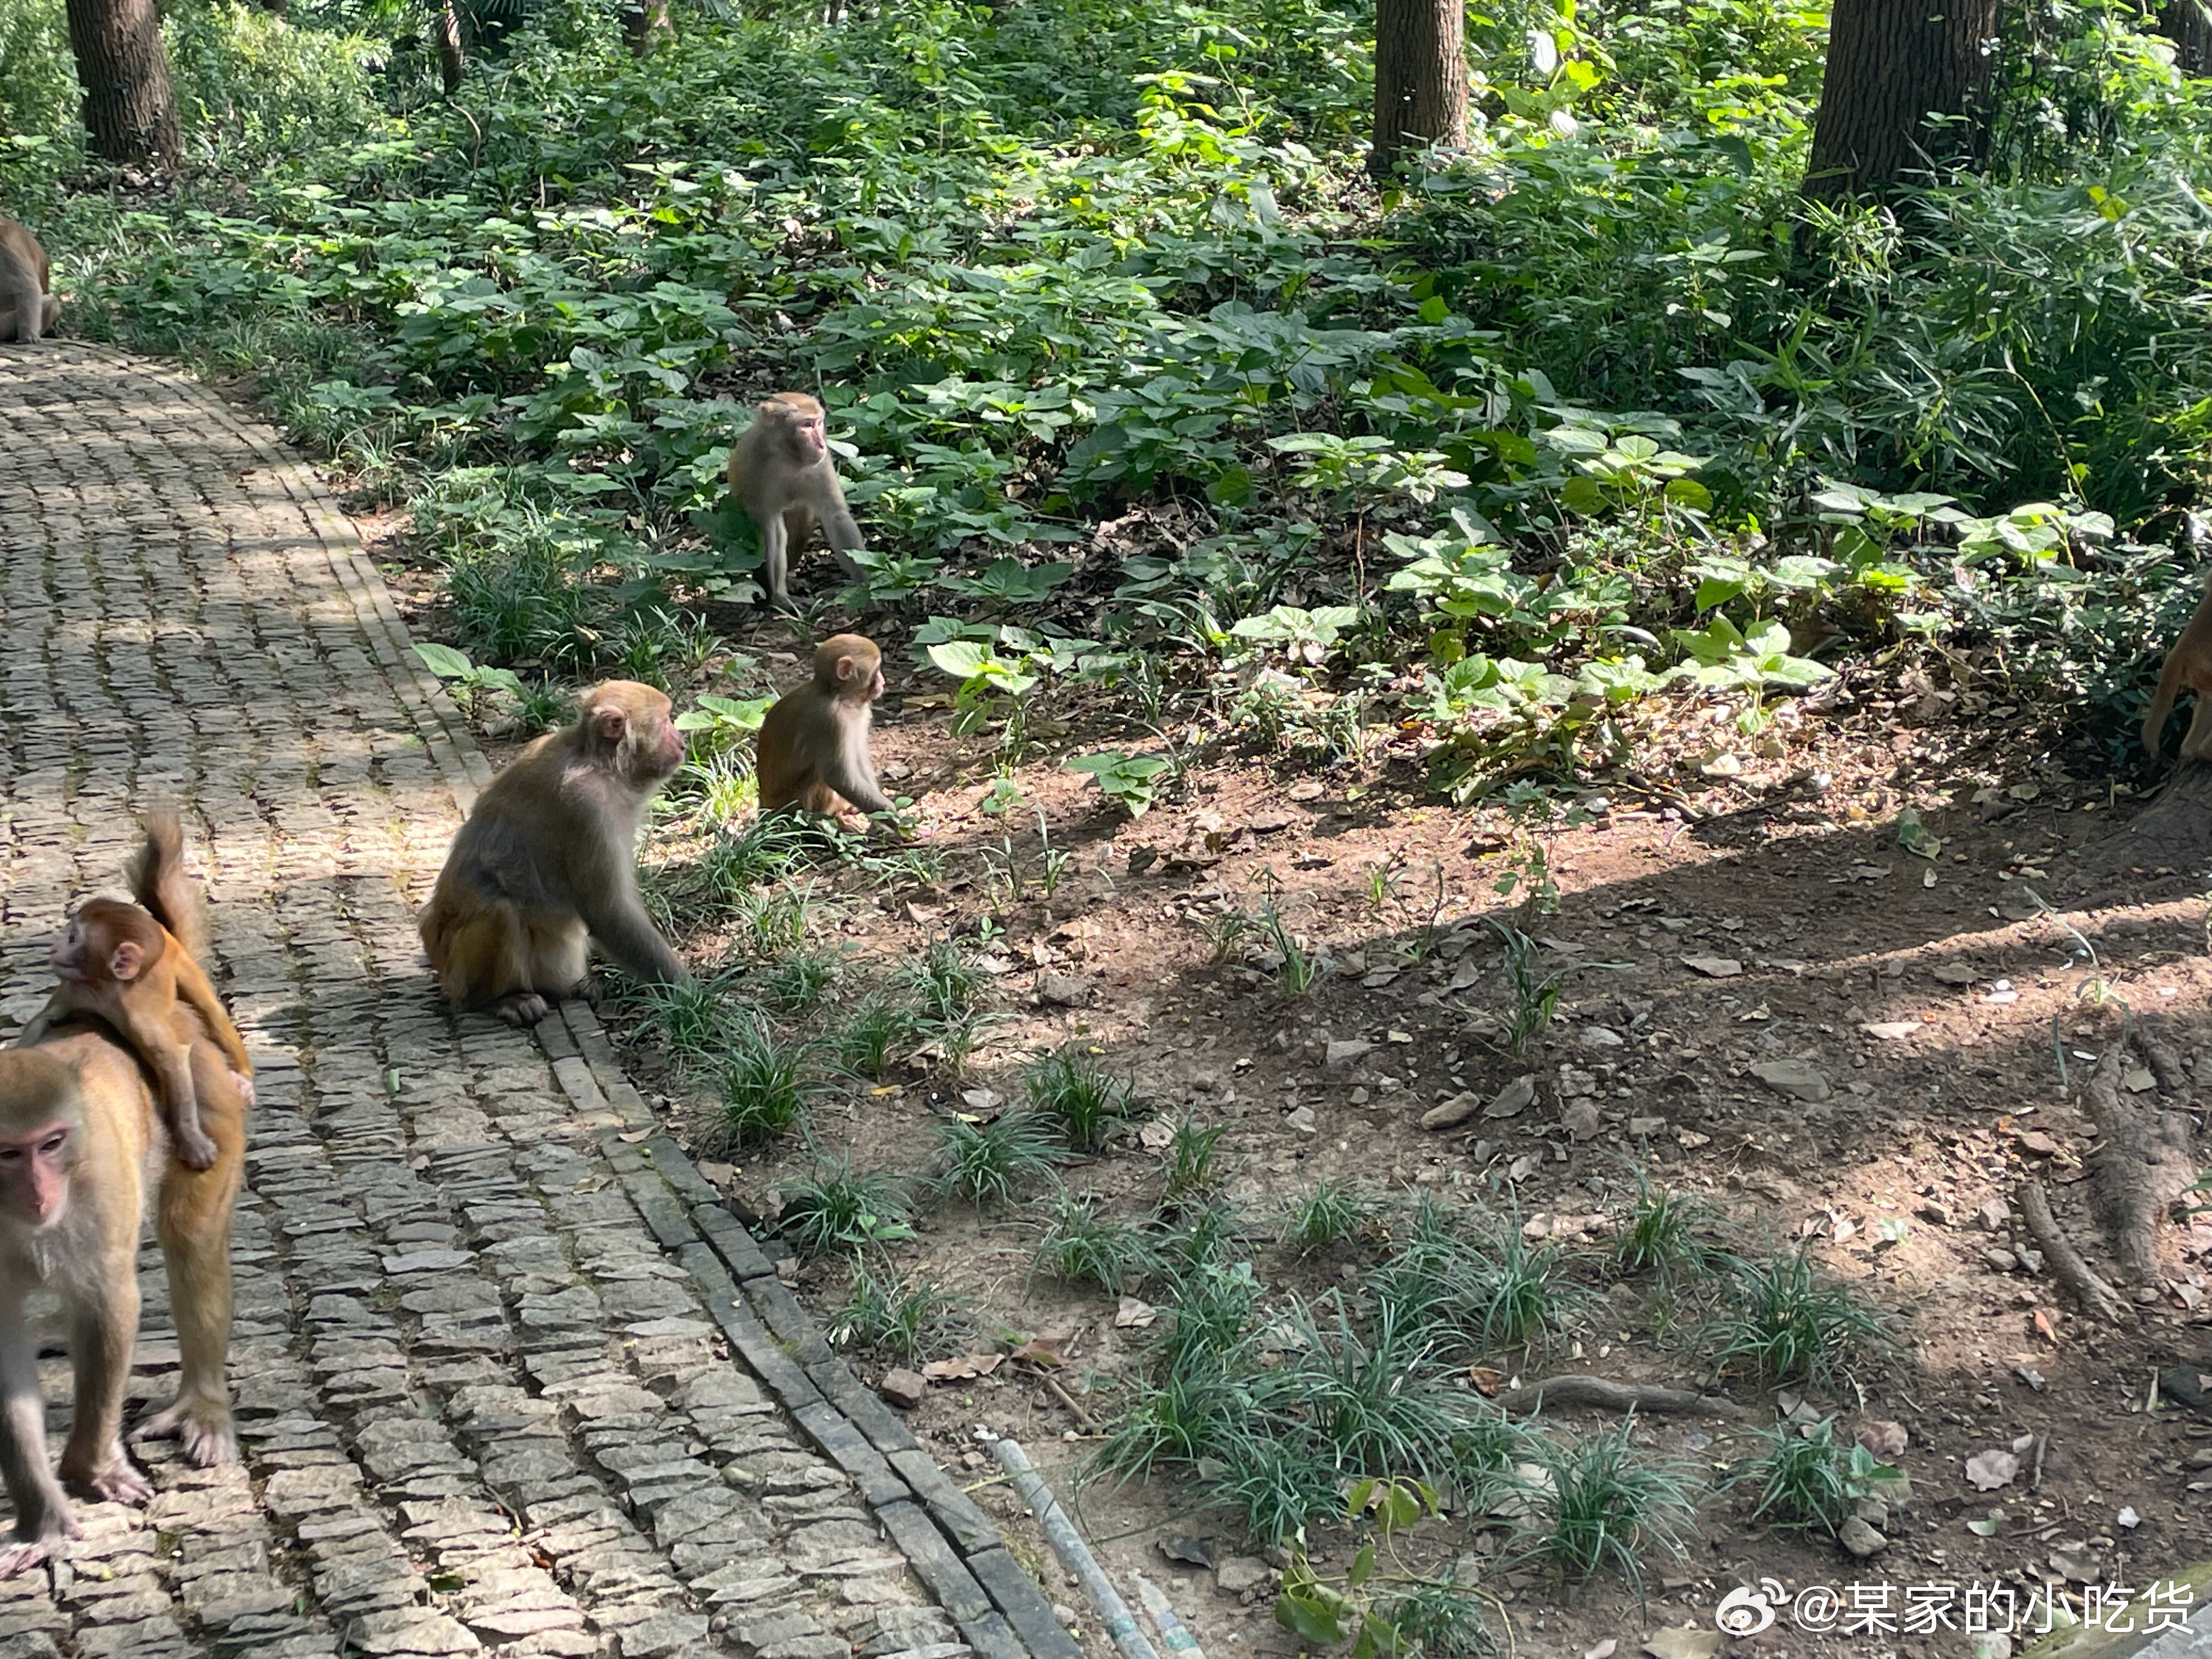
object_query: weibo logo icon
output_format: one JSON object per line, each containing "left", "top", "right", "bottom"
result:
{"left": 1714, "top": 1580, "right": 1786, "bottom": 1636}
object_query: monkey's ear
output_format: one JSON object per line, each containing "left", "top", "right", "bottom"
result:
{"left": 593, "top": 706, "right": 630, "bottom": 746}
{"left": 108, "top": 941, "right": 144, "bottom": 981}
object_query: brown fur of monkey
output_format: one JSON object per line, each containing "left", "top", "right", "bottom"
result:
{"left": 18, "top": 901, "right": 221, "bottom": 1170}
{"left": 755, "top": 634, "right": 897, "bottom": 821}
{"left": 0, "top": 217, "right": 58, "bottom": 345}
{"left": 2143, "top": 572, "right": 2212, "bottom": 761}
{"left": 724, "top": 392, "right": 867, "bottom": 608}
{"left": 0, "top": 822, "right": 246, "bottom": 1577}
{"left": 420, "top": 680, "right": 692, "bottom": 1028}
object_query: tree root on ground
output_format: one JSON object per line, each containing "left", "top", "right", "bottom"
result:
{"left": 2016, "top": 1179, "right": 2132, "bottom": 1325}
{"left": 1494, "top": 1375, "right": 1746, "bottom": 1418}
{"left": 2081, "top": 1041, "right": 2196, "bottom": 1283}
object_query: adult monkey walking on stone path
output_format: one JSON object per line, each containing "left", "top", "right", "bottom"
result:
{"left": 0, "top": 815, "right": 246, "bottom": 1577}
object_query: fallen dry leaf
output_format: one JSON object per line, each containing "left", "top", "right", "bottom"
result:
{"left": 1966, "top": 1449, "right": 2019, "bottom": 1491}
{"left": 1007, "top": 1336, "right": 1069, "bottom": 1369}
{"left": 1115, "top": 1297, "right": 1157, "bottom": 1329}
{"left": 922, "top": 1353, "right": 1003, "bottom": 1381}
{"left": 1468, "top": 1365, "right": 1503, "bottom": 1397}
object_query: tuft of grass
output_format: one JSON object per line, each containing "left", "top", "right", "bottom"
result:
{"left": 1156, "top": 1199, "right": 1243, "bottom": 1277}
{"left": 634, "top": 972, "right": 737, "bottom": 1063}
{"left": 1375, "top": 1584, "right": 1501, "bottom": 1659}
{"left": 778, "top": 1158, "right": 915, "bottom": 1257}
{"left": 735, "top": 882, "right": 817, "bottom": 958}
{"left": 1493, "top": 919, "right": 1568, "bottom": 1054}
{"left": 515, "top": 679, "right": 572, "bottom": 733}
{"left": 1282, "top": 1179, "right": 1373, "bottom": 1255}
{"left": 1471, "top": 1229, "right": 1579, "bottom": 1352}
{"left": 1024, "top": 1049, "right": 1136, "bottom": 1150}
{"left": 831, "top": 1263, "right": 973, "bottom": 1363}
{"left": 683, "top": 752, "right": 757, "bottom": 831}
{"left": 836, "top": 992, "right": 922, "bottom": 1080}
{"left": 1256, "top": 901, "right": 1325, "bottom": 995}
{"left": 1731, "top": 1415, "right": 1897, "bottom": 1537}
{"left": 934, "top": 1113, "right": 1065, "bottom": 1209}
{"left": 698, "top": 814, "right": 814, "bottom": 902}
{"left": 1705, "top": 1248, "right": 1897, "bottom": 1388}
{"left": 765, "top": 947, "right": 840, "bottom": 1013}
{"left": 1163, "top": 1117, "right": 1230, "bottom": 1199}
{"left": 1034, "top": 1194, "right": 1156, "bottom": 1293}
{"left": 1612, "top": 1175, "right": 1732, "bottom": 1282}
{"left": 907, "top": 936, "right": 986, "bottom": 1023}
{"left": 705, "top": 1012, "right": 814, "bottom": 1150}
{"left": 1516, "top": 1420, "right": 1699, "bottom": 1589}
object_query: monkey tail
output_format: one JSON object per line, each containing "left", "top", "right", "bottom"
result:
{"left": 127, "top": 813, "right": 211, "bottom": 961}
{"left": 2143, "top": 652, "right": 2186, "bottom": 760}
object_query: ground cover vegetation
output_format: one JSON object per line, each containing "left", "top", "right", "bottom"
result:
{"left": 12, "top": 0, "right": 2212, "bottom": 1642}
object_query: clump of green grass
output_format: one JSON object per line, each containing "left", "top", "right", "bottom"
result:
{"left": 836, "top": 992, "right": 922, "bottom": 1080}
{"left": 704, "top": 1012, "right": 814, "bottom": 1150}
{"left": 907, "top": 936, "right": 987, "bottom": 1022}
{"left": 1256, "top": 901, "right": 1326, "bottom": 995}
{"left": 1515, "top": 1421, "right": 1699, "bottom": 1588}
{"left": 1471, "top": 1229, "right": 1579, "bottom": 1352}
{"left": 1034, "top": 1194, "right": 1156, "bottom": 1293}
{"left": 1163, "top": 1117, "right": 1230, "bottom": 1199}
{"left": 765, "top": 947, "right": 839, "bottom": 1013}
{"left": 1612, "top": 1175, "right": 1731, "bottom": 1281}
{"left": 1705, "top": 1248, "right": 1897, "bottom": 1387}
{"left": 934, "top": 1113, "right": 1065, "bottom": 1209}
{"left": 831, "top": 1263, "right": 973, "bottom": 1363}
{"left": 1493, "top": 919, "right": 1568, "bottom": 1054}
{"left": 634, "top": 972, "right": 737, "bottom": 1063}
{"left": 1375, "top": 1583, "right": 1501, "bottom": 1659}
{"left": 1282, "top": 1179, "right": 1373, "bottom": 1255}
{"left": 735, "top": 882, "right": 817, "bottom": 957}
{"left": 1732, "top": 1415, "right": 1897, "bottom": 1536}
{"left": 1024, "top": 1049, "right": 1136, "bottom": 1150}
{"left": 778, "top": 1159, "right": 914, "bottom": 1257}
{"left": 696, "top": 811, "right": 812, "bottom": 902}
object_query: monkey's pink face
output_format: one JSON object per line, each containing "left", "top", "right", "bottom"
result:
{"left": 48, "top": 923, "right": 84, "bottom": 981}
{"left": 644, "top": 706, "right": 684, "bottom": 776}
{"left": 0, "top": 1121, "right": 73, "bottom": 1228}
{"left": 793, "top": 413, "right": 826, "bottom": 464}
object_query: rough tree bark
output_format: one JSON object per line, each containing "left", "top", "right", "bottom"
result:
{"left": 2166, "top": 0, "right": 2212, "bottom": 74}
{"left": 624, "top": 0, "right": 672, "bottom": 53}
{"left": 63, "top": 0, "right": 180, "bottom": 171}
{"left": 1370, "top": 0, "right": 1468, "bottom": 178}
{"left": 2085, "top": 760, "right": 2212, "bottom": 882}
{"left": 1804, "top": 0, "right": 1997, "bottom": 198}
{"left": 434, "top": 0, "right": 466, "bottom": 93}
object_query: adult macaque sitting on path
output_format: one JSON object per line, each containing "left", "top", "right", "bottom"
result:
{"left": 420, "top": 680, "right": 692, "bottom": 1026}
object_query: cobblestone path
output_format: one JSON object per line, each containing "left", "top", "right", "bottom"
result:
{"left": 0, "top": 345, "right": 1080, "bottom": 1659}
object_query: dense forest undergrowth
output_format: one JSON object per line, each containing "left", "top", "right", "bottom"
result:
{"left": 16, "top": 0, "right": 2212, "bottom": 1647}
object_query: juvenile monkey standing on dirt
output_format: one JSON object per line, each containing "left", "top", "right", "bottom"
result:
{"left": 2142, "top": 572, "right": 2212, "bottom": 761}
{"left": 724, "top": 392, "right": 868, "bottom": 608}
{"left": 0, "top": 216, "right": 58, "bottom": 344}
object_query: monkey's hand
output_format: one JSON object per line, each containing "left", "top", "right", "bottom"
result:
{"left": 229, "top": 1069, "right": 254, "bottom": 1109}
{"left": 0, "top": 1533, "right": 66, "bottom": 1578}
{"left": 77, "top": 1457, "right": 152, "bottom": 1507}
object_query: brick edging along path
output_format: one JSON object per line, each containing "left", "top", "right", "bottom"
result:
{"left": 0, "top": 342, "right": 1085, "bottom": 1659}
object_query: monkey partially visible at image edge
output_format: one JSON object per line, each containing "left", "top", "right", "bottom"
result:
{"left": 2143, "top": 571, "right": 2212, "bottom": 762}
{"left": 0, "top": 815, "right": 246, "bottom": 1578}
{"left": 0, "top": 216, "right": 58, "bottom": 345}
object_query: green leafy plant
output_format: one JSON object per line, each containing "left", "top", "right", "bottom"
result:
{"left": 1068, "top": 751, "right": 1173, "bottom": 818}
{"left": 1283, "top": 1180, "right": 1374, "bottom": 1255}
{"left": 1163, "top": 1117, "right": 1231, "bottom": 1199}
{"left": 1705, "top": 1248, "right": 1898, "bottom": 1387}
{"left": 831, "top": 1264, "right": 973, "bottom": 1363}
{"left": 707, "top": 1013, "right": 817, "bottom": 1150}
{"left": 1512, "top": 1421, "right": 1699, "bottom": 1589}
{"left": 414, "top": 642, "right": 523, "bottom": 712}
{"left": 1732, "top": 1415, "right": 1901, "bottom": 1536}
{"left": 1034, "top": 1194, "right": 1158, "bottom": 1293}
{"left": 837, "top": 993, "right": 923, "bottom": 1080}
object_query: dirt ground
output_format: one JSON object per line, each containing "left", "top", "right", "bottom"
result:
{"left": 382, "top": 543, "right": 2212, "bottom": 1659}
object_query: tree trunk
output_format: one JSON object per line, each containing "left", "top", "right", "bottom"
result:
{"left": 624, "top": 0, "right": 672, "bottom": 53}
{"left": 2086, "top": 759, "right": 2212, "bottom": 884}
{"left": 63, "top": 0, "right": 180, "bottom": 171}
{"left": 1804, "top": 0, "right": 1996, "bottom": 199}
{"left": 2166, "top": 0, "right": 2212, "bottom": 74}
{"left": 1370, "top": 0, "right": 1468, "bottom": 178}
{"left": 435, "top": 0, "right": 465, "bottom": 93}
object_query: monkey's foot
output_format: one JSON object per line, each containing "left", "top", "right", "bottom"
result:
{"left": 0, "top": 1538, "right": 57, "bottom": 1579}
{"left": 63, "top": 1454, "right": 151, "bottom": 1506}
{"left": 173, "top": 1125, "right": 219, "bottom": 1171}
{"left": 131, "top": 1397, "right": 237, "bottom": 1466}
{"left": 490, "top": 992, "right": 551, "bottom": 1028}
